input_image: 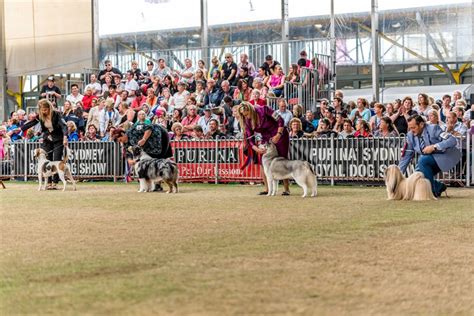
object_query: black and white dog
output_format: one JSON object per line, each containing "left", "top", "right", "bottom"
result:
{"left": 128, "top": 146, "right": 179, "bottom": 193}
{"left": 34, "top": 147, "right": 76, "bottom": 191}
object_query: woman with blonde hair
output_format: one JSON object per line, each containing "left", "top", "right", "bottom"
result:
{"left": 170, "top": 122, "right": 188, "bottom": 140}
{"left": 237, "top": 101, "right": 291, "bottom": 195}
{"left": 21, "top": 99, "right": 68, "bottom": 189}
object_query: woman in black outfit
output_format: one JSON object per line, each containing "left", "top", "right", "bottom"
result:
{"left": 22, "top": 99, "right": 68, "bottom": 189}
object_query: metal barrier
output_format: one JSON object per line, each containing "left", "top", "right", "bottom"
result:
{"left": 1, "top": 135, "right": 471, "bottom": 187}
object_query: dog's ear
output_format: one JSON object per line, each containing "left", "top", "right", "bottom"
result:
{"left": 385, "top": 166, "right": 399, "bottom": 194}
{"left": 33, "top": 148, "right": 40, "bottom": 158}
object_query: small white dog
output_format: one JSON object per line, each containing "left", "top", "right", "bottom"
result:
{"left": 261, "top": 142, "right": 318, "bottom": 198}
{"left": 384, "top": 165, "right": 435, "bottom": 201}
{"left": 34, "top": 147, "right": 76, "bottom": 191}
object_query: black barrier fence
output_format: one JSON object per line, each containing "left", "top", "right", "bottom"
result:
{"left": 0, "top": 134, "right": 472, "bottom": 187}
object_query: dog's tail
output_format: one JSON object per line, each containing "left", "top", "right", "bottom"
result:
{"left": 62, "top": 147, "right": 73, "bottom": 164}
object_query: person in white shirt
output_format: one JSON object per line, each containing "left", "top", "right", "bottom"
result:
{"left": 124, "top": 70, "right": 139, "bottom": 98}
{"left": 275, "top": 98, "right": 293, "bottom": 127}
{"left": 99, "top": 99, "right": 121, "bottom": 137}
{"left": 197, "top": 106, "right": 218, "bottom": 133}
{"left": 66, "top": 84, "right": 83, "bottom": 108}
{"left": 85, "top": 74, "right": 102, "bottom": 96}
{"left": 238, "top": 53, "right": 257, "bottom": 77}
{"left": 176, "top": 58, "right": 195, "bottom": 85}
{"left": 170, "top": 82, "right": 190, "bottom": 111}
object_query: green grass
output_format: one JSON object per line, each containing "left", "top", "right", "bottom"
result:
{"left": 1, "top": 182, "right": 473, "bottom": 314}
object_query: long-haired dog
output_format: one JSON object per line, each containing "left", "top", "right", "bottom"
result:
{"left": 384, "top": 165, "right": 436, "bottom": 201}
{"left": 34, "top": 147, "right": 76, "bottom": 191}
{"left": 261, "top": 142, "right": 317, "bottom": 198}
{"left": 128, "top": 146, "right": 179, "bottom": 193}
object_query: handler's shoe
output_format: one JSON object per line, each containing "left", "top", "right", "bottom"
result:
{"left": 258, "top": 191, "right": 268, "bottom": 195}
{"left": 435, "top": 183, "right": 447, "bottom": 198}
{"left": 153, "top": 184, "right": 163, "bottom": 192}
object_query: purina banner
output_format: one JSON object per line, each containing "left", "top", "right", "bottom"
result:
{"left": 171, "top": 139, "right": 262, "bottom": 182}
{"left": 289, "top": 137, "right": 410, "bottom": 180}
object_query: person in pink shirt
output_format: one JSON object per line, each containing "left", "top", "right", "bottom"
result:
{"left": 181, "top": 105, "right": 201, "bottom": 136}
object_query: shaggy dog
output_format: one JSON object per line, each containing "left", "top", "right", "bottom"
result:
{"left": 34, "top": 147, "right": 76, "bottom": 191}
{"left": 129, "top": 146, "right": 179, "bottom": 193}
{"left": 261, "top": 142, "right": 317, "bottom": 198}
{"left": 384, "top": 165, "right": 436, "bottom": 201}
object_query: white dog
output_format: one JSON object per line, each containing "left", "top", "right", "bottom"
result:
{"left": 34, "top": 147, "right": 76, "bottom": 191}
{"left": 261, "top": 142, "right": 317, "bottom": 198}
{"left": 384, "top": 165, "right": 436, "bottom": 201}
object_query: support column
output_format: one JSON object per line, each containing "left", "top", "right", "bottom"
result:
{"left": 371, "top": 0, "right": 380, "bottom": 102}
{"left": 200, "top": 0, "right": 209, "bottom": 70}
{"left": 281, "top": 0, "right": 289, "bottom": 72}
{"left": 91, "top": 0, "right": 100, "bottom": 69}
{"left": 0, "top": 0, "right": 8, "bottom": 122}
{"left": 329, "top": 0, "right": 336, "bottom": 98}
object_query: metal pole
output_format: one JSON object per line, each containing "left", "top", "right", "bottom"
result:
{"left": 330, "top": 0, "right": 336, "bottom": 100}
{"left": 371, "top": 0, "right": 380, "bottom": 102}
{"left": 0, "top": 0, "right": 8, "bottom": 122}
{"left": 91, "top": 0, "right": 100, "bottom": 69}
{"left": 281, "top": 0, "right": 289, "bottom": 72}
{"left": 200, "top": 0, "right": 209, "bottom": 70}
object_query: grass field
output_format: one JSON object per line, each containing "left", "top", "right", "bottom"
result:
{"left": 0, "top": 182, "right": 473, "bottom": 315}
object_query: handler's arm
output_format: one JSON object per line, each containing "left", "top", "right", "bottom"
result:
{"left": 398, "top": 136, "right": 414, "bottom": 174}
{"left": 433, "top": 125, "right": 458, "bottom": 151}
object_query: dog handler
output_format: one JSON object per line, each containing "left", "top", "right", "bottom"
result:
{"left": 22, "top": 99, "right": 68, "bottom": 190}
{"left": 237, "top": 101, "right": 291, "bottom": 195}
{"left": 398, "top": 114, "right": 461, "bottom": 197}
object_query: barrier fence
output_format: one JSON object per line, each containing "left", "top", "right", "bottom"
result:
{"left": 0, "top": 134, "right": 471, "bottom": 187}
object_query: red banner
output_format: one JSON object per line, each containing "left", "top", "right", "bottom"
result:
{"left": 170, "top": 139, "right": 262, "bottom": 182}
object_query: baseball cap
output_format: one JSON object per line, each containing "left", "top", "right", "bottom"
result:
{"left": 47, "top": 76, "right": 55, "bottom": 81}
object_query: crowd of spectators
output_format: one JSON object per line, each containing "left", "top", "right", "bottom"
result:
{"left": 1, "top": 51, "right": 473, "bottom": 161}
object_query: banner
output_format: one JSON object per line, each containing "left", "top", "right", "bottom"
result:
{"left": 289, "top": 137, "right": 415, "bottom": 180}
{"left": 171, "top": 140, "right": 262, "bottom": 181}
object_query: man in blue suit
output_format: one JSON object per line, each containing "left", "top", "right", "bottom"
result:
{"left": 399, "top": 114, "right": 461, "bottom": 197}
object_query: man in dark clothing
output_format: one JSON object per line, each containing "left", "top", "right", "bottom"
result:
{"left": 261, "top": 55, "right": 280, "bottom": 76}
{"left": 39, "top": 76, "right": 62, "bottom": 107}
{"left": 98, "top": 60, "right": 123, "bottom": 85}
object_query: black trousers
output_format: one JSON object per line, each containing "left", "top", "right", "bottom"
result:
{"left": 42, "top": 139, "right": 64, "bottom": 184}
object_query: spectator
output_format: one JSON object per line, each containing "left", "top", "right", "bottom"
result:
{"left": 101, "top": 75, "right": 113, "bottom": 97}
{"left": 221, "top": 53, "right": 238, "bottom": 86}
{"left": 176, "top": 58, "right": 195, "bottom": 85}
{"left": 374, "top": 117, "right": 398, "bottom": 137}
{"left": 197, "top": 106, "right": 217, "bottom": 134}
{"left": 299, "top": 50, "right": 311, "bottom": 68}
{"left": 170, "top": 122, "right": 188, "bottom": 140}
{"left": 261, "top": 54, "right": 280, "bottom": 76}
{"left": 354, "top": 119, "right": 372, "bottom": 138}
{"left": 62, "top": 101, "right": 77, "bottom": 123}
{"left": 451, "top": 90, "right": 462, "bottom": 107}
{"left": 85, "top": 73, "right": 102, "bottom": 96}
{"left": 255, "top": 66, "right": 269, "bottom": 86}
{"left": 266, "top": 65, "right": 285, "bottom": 97}
{"left": 66, "top": 84, "right": 84, "bottom": 107}
{"left": 208, "top": 56, "right": 222, "bottom": 80}
{"left": 313, "top": 118, "right": 336, "bottom": 138}
{"left": 115, "top": 90, "right": 130, "bottom": 108}
{"left": 7, "top": 113, "right": 22, "bottom": 141}
{"left": 98, "top": 59, "right": 122, "bottom": 85}
{"left": 130, "top": 60, "right": 142, "bottom": 81}
{"left": 238, "top": 53, "right": 256, "bottom": 77}
{"left": 288, "top": 118, "right": 304, "bottom": 138}
{"left": 107, "top": 84, "right": 119, "bottom": 102}
{"left": 39, "top": 76, "right": 62, "bottom": 107}
{"left": 233, "top": 79, "right": 253, "bottom": 102}
{"left": 99, "top": 99, "right": 120, "bottom": 137}
{"left": 134, "top": 110, "right": 152, "bottom": 127}
{"left": 440, "top": 94, "right": 452, "bottom": 122}
{"left": 275, "top": 99, "right": 293, "bottom": 127}
{"left": 130, "top": 89, "right": 146, "bottom": 112}
{"left": 124, "top": 70, "right": 139, "bottom": 98}
{"left": 427, "top": 109, "right": 444, "bottom": 129}
{"left": 146, "top": 87, "right": 158, "bottom": 107}
{"left": 414, "top": 93, "right": 432, "bottom": 118}
{"left": 226, "top": 106, "right": 242, "bottom": 138}
{"left": 193, "top": 80, "right": 206, "bottom": 108}
{"left": 305, "top": 110, "right": 318, "bottom": 130}
{"left": 251, "top": 79, "right": 268, "bottom": 101}
{"left": 83, "top": 124, "right": 100, "bottom": 142}
{"left": 194, "top": 69, "right": 207, "bottom": 88}
{"left": 0, "top": 126, "right": 8, "bottom": 159}
{"left": 370, "top": 103, "right": 385, "bottom": 132}
{"left": 161, "top": 88, "right": 175, "bottom": 113}
{"left": 235, "top": 66, "right": 254, "bottom": 89}
{"left": 350, "top": 98, "right": 371, "bottom": 125}
{"left": 332, "top": 97, "right": 345, "bottom": 113}
{"left": 181, "top": 105, "right": 200, "bottom": 136}
{"left": 292, "top": 104, "right": 313, "bottom": 133}
{"left": 152, "top": 109, "right": 168, "bottom": 129}
{"left": 171, "top": 82, "right": 190, "bottom": 111}
{"left": 87, "top": 98, "right": 105, "bottom": 131}
{"left": 66, "top": 121, "right": 79, "bottom": 141}
{"left": 333, "top": 111, "right": 347, "bottom": 133}
{"left": 197, "top": 60, "right": 207, "bottom": 79}
{"left": 314, "top": 99, "right": 329, "bottom": 119}
{"left": 140, "top": 60, "right": 158, "bottom": 86}
{"left": 114, "top": 75, "right": 125, "bottom": 94}
{"left": 81, "top": 86, "right": 97, "bottom": 112}
{"left": 338, "top": 118, "right": 355, "bottom": 139}
{"left": 323, "top": 107, "right": 337, "bottom": 129}
{"left": 169, "top": 109, "right": 183, "bottom": 131}
{"left": 205, "top": 118, "right": 225, "bottom": 139}
{"left": 192, "top": 125, "right": 205, "bottom": 140}
{"left": 445, "top": 112, "right": 467, "bottom": 136}
{"left": 286, "top": 63, "right": 300, "bottom": 83}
